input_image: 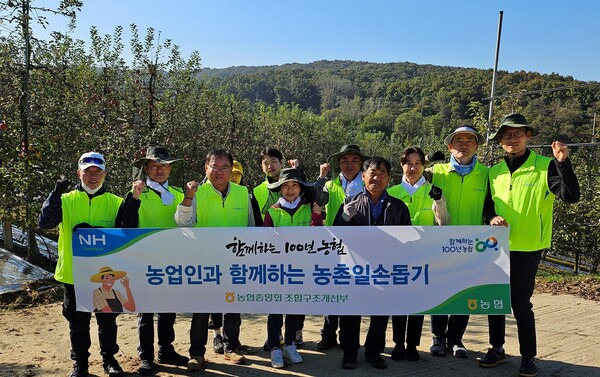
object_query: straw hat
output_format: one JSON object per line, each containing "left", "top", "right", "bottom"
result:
{"left": 90, "top": 266, "right": 127, "bottom": 283}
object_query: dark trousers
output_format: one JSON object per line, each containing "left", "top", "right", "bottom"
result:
{"left": 297, "top": 315, "right": 305, "bottom": 331}
{"left": 321, "top": 315, "right": 339, "bottom": 340}
{"left": 488, "top": 250, "right": 542, "bottom": 359}
{"left": 222, "top": 313, "right": 242, "bottom": 352}
{"left": 189, "top": 312, "right": 242, "bottom": 356}
{"left": 63, "top": 283, "right": 119, "bottom": 364}
{"left": 267, "top": 314, "right": 301, "bottom": 349}
{"left": 189, "top": 313, "right": 209, "bottom": 357}
{"left": 137, "top": 312, "right": 176, "bottom": 361}
{"left": 431, "top": 314, "right": 469, "bottom": 342}
{"left": 208, "top": 313, "right": 222, "bottom": 329}
{"left": 392, "top": 315, "right": 424, "bottom": 348}
{"left": 339, "top": 315, "right": 389, "bottom": 357}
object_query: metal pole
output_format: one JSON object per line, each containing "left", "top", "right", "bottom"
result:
{"left": 529, "top": 142, "right": 600, "bottom": 148}
{"left": 486, "top": 11, "right": 504, "bottom": 141}
{"left": 593, "top": 109, "right": 597, "bottom": 142}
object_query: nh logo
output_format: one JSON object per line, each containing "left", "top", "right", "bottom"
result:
{"left": 79, "top": 233, "right": 106, "bottom": 246}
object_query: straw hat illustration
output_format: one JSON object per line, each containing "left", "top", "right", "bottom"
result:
{"left": 90, "top": 266, "right": 127, "bottom": 283}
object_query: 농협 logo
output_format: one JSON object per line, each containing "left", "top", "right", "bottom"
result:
{"left": 225, "top": 292, "right": 235, "bottom": 303}
{"left": 468, "top": 299, "right": 478, "bottom": 310}
{"left": 475, "top": 237, "right": 499, "bottom": 252}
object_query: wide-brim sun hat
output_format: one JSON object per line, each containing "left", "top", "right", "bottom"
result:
{"left": 267, "top": 168, "right": 313, "bottom": 191}
{"left": 78, "top": 152, "right": 106, "bottom": 171}
{"left": 133, "top": 146, "right": 182, "bottom": 168}
{"left": 328, "top": 144, "right": 370, "bottom": 178}
{"left": 488, "top": 113, "right": 535, "bottom": 142}
{"left": 443, "top": 125, "right": 486, "bottom": 146}
{"left": 90, "top": 266, "right": 127, "bottom": 283}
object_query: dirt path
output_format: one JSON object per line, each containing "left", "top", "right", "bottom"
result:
{"left": 1, "top": 293, "right": 599, "bottom": 376}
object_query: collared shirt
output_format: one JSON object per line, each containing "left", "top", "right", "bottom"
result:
{"left": 367, "top": 189, "right": 388, "bottom": 222}
{"left": 401, "top": 175, "right": 426, "bottom": 196}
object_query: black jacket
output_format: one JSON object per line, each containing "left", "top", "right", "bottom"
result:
{"left": 333, "top": 191, "right": 412, "bottom": 226}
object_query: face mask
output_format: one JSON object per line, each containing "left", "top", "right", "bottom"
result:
{"left": 81, "top": 181, "right": 103, "bottom": 195}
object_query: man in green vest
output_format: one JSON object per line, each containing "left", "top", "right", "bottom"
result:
{"left": 130, "top": 147, "right": 189, "bottom": 375}
{"left": 314, "top": 144, "right": 369, "bottom": 350}
{"left": 479, "top": 113, "right": 580, "bottom": 377}
{"left": 39, "top": 152, "right": 139, "bottom": 377}
{"left": 252, "top": 148, "right": 285, "bottom": 223}
{"left": 175, "top": 149, "right": 255, "bottom": 370}
{"left": 206, "top": 159, "right": 247, "bottom": 357}
{"left": 429, "top": 125, "right": 488, "bottom": 359}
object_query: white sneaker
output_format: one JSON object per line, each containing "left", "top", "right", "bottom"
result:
{"left": 271, "top": 348, "right": 284, "bottom": 368}
{"left": 283, "top": 344, "right": 303, "bottom": 364}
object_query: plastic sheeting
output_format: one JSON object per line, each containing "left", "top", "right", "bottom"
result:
{"left": 0, "top": 248, "right": 54, "bottom": 295}
{"left": 0, "top": 224, "right": 58, "bottom": 262}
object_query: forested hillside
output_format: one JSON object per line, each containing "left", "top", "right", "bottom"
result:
{"left": 0, "top": 2, "right": 598, "bottom": 270}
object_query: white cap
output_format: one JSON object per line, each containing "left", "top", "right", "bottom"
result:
{"left": 78, "top": 152, "right": 106, "bottom": 171}
{"left": 443, "top": 125, "right": 486, "bottom": 146}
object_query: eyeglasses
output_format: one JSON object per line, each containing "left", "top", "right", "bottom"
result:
{"left": 500, "top": 130, "right": 526, "bottom": 140}
{"left": 209, "top": 165, "right": 232, "bottom": 172}
{"left": 80, "top": 157, "right": 105, "bottom": 165}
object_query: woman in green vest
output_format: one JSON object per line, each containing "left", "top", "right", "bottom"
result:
{"left": 252, "top": 148, "right": 285, "bottom": 222}
{"left": 263, "top": 168, "right": 323, "bottom": 368}
{"left": 480, "top": 113, "right": 580, "bottom": 377}
{"left": 388, "top": 147, "right": 449, "bottom": 362}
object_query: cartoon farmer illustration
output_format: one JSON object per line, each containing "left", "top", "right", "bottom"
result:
{"left": 91, "top": 266, "right": 136, "bottom": 313}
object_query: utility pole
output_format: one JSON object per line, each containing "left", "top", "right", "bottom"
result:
{"left": 486, "top": 11, "right": 503, "bottom": 141}
{"left": 592, "top": 105, "right": 597, "bottom": 142}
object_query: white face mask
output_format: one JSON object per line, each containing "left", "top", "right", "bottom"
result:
{"left": 81, "top": 181, "right": 103, "bottom": 195}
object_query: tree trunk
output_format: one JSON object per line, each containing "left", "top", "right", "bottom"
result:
{"left": 26, "top": 228, "right": 39, "bottom": 260}
{"left": 2, "top": 222, "right": 13, "bottom": 251}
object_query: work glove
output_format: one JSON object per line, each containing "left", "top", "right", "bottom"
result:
{"left": 342, "top": 198, "right": 360, "bottom": 221}
{"left": 429, "top": 185, "right": 442, "bottom": 201}
{"left": 426, "top": 151, "right": 445, "bottom": 163}
{"left": 54, "top": 177, "right": 71, "bottom": 195}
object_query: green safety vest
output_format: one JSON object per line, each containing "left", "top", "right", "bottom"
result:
{"left": 137, "top": 186, "right": 184, "bottom": 228}
{"left": 266, "top": 203, "right": 312, "bottom": 227}
{"left": 489, "top": 151, "right": 555, "bottom": 251}
{"left": 432, "top": 162, "right": 489, "bottom": 225}
{"left": 388, "top": 182, "right": 435, "bottom": 226}
{"left": 324, "top": 177, "right": 347, "bottom": 226}
{"left": 252, "top": 179, "right": 281, "bottom": 219}
{"left": 56, "top": 190, "right": 123, "bottom": 284}
{"left": 195, "top": 181, "right": 249, "bottom": 227}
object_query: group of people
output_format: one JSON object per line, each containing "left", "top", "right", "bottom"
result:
{"left": 40, "top": 112, "right": 580, "bottom": 377}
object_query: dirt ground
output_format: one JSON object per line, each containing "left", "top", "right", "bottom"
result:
{"left": 1, "top": 293, "right": 599, "bottom": 377}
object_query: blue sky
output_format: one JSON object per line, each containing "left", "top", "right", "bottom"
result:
{"left": 29, "top": 0, "right": 600, "bottom": 81}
